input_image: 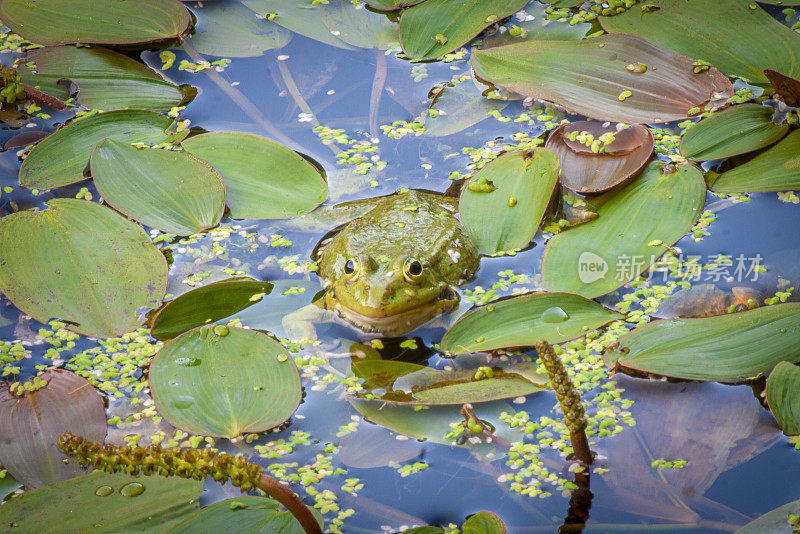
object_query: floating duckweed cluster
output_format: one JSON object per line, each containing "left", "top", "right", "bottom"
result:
{"left": 650, "top": 458, "right": 688, "bottom": 469}
{"left": 314, "top": 125, "right": 386, "bottom": 175}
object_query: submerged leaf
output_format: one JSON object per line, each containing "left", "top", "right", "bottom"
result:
{"left": 545, "top": 122, "right": 653, "bottom": 194}
{"left": 90, "top": 139, "right": 226, "bottom": 235}
{"left": 181, "top": 131, "right": 328, "bottom": 219}
{"left": 766, "top": 361, "right": 800, "bottom": 435}
{"left": 423, "top": 81, "right": 508, "bottom": 137}
{"left": 149, "top": 325, "right": 301, "bottom": 438}
{"left": 542, "top": 162, "right": 706, "bottom": 298}
{"left": 0, "top": 370, "right": 106, "bottom": 488}
{"left": 710, "top": 129, "right": 800, "bottom": 192}
{"left": 459, "top": 149, "right": 560, "bottom": 254}
{"left": 605, "top": 303, "right": 800, "bottom": 382}
{"left": 0, "top": 199, "right": 168, "bottom": 337}
{"left": 185, "top": 1, "right": 290, "bottom": 57}
{"left": 471, "top": 33, "right": 733, "bottom": 123}
{"left": 441, "top": 292, "right": 623, "bottom": 354}
{"left": 319, "top": 0, "right": 398, "bottom": 49}
{"left": 0, "top": 0, "right": 192, "bottom": 46}
{"left": 680, "top": 104, "right": 789, "bottom": 161}
{"left": 735, "top": 499, "right": 800, "bottom": 534}
{"left": 242, "top": 0, "right": 354, "bottom": 49}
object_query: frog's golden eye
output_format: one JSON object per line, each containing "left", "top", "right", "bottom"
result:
{"left": 403, "top": 258, "right": 424, "bottom": 282}
{"left": 344, "top": 257, "right": 359, "bottom": 278}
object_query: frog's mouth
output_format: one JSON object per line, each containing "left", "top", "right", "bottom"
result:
{"left": 328, "top": 288, "right": 459, "bottom": 336}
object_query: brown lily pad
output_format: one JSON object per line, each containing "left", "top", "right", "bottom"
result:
{"left": 0, "top": 369, "right": 107, "bottom": 488}
{"left": 764, "top": 68, "right": 800, "bottom": 107}
{"left": 545, "top": 121, "right": 654, "bottom": 194}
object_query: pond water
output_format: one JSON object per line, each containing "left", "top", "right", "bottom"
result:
{"left": 0, "top": 1, "right": 799, "bottom": 532}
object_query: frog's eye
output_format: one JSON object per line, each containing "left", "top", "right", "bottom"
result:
{"left": 344, "top": 257, "right": 359, "bottom": 278}
{"left": 403, "top": 258, "right": 424, "bottom": 282}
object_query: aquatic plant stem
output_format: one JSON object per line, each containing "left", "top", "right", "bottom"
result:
{"left": 368, "top": 49, "right": 387, "bottom": 137}
{"left": 460, "top": 403, "right": 513, "bottom": 450}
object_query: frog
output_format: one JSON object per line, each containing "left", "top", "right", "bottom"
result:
{"left": 306, "top": 188, "right": 481, "bottom": 337}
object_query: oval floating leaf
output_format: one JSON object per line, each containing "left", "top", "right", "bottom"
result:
{"left": 764, "top": 69, "right": 800, "bottom": 108}
{"left": 605, "top": 303, "right": 800, "bottom": 382}
{"left": 151, "top": 277, "right": 273, "bottom": 341}
{"left": 766, "top": 361, "right": 800, "bottom": 435}
{"left": 149, "top": 325, "right": 301, "bottom": 438}
{"left": 441, "top": 292, "right": 623, "bottom": 355}
{"left": 0, "top": 0, "right": 192, "bottom": 46}
{"left": 0, "top": 470, "right": 202, "bottom": 531}
{"left": 471, "top": 33, "right": 733, "bottom": 123}
{"left": 186, "top": 1, "right": 290, "bottom": 57}
{"left": 463, "top": 511, "right": 507, "bottom": 534}
{"left": 459, "top": 149, "right": 560, "bottom": 254}
{"left": 181, "top": 131, "right": 328, "bottom": 219}
{"left": 600, "top": 0, "right": 800, "bottom": 85}
{"left": 424, "top": 81, "right": 508, "bottom": 137}
{"left": 545, "top": 122, "right": 653, "bottom": 194}
{"left": 20, "top": 110, "right": 187, "bottom": 190}
{"left": 734, "top": 500, "right": 800, "bottom": 534}
{"left": 352, "top": 359, "right": 548, "bottom": 405}
{"left": 19, "top": 45, "right": 194, "bottom": 112}
{"left": 365, "top": 0, "right": 424, "bottom": 10}
{"left": 242, "top": 0, "right": 354, "bottom": 49}
{"left": 90, "top": 139, "right": 225, "bottom": 235}
{"left": 170, "top": 496, "right": 321, "bottom": 534}
{"left": 710, "top": 129, "right": 800, "bottom": 192}
{"left": 542, "top": 162, "right": 706, "bottom": 298}
{"left": 0, "top": 370, "right": 106, "bottom": 488}
{"left": 680, "top": 104, "right": 789, "bottom": 161}
{"left": 399, "top": 0, "right": 529, "bottom": 60}
{"left": 0, "top": 199, "right": 168, "bottom": 337}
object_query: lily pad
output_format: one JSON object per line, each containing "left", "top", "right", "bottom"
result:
{"left": 19, "top": 45, "right": 195, "bottom": 112}
{"left": 0, "top": 199, "right": 168, "bottom": 337}
{"left": 149, "top": 325, "right": 301, "bottom": 438}
{"left": 542, "top": 162, "right": 706, "bottom": 298}
{"left": 351, "top": 359, "right": 548, "bottom": 405}
{"left": 0, "top": 370, "right": 106, "bottom": 488}
{"left": 600, "top": 0, "right": 800, "bottom": 85}
{"left": 604, "top": 303, "right": 800, "bottom": 382}
{"left": 399, "top": 0, "right": 529, "bottom": 60}
{"left": 151, "top": 277, "right": 274, "bottom": 341}
{"left": 0, "top": 470, "right": 202, "bottom": 532}
{"left": 735, "top": 500, "right": 800, "bottom": 534}
{"left": 680, "top": 104, "right": 789, "bottom": 161}
{"left": 459, "top": 149, "right": 560, "bottom": 254}
{"left": 90, "top": 139, "right": 225, "bottom": 235}
{"left": 766, "top": 361, "right": 800, "bottom": 435}
{"left": 365, "top": 0, "right": 425, "bottom": 10}
{"left": 19, "top": 109, "right": 187, "bottom": 190}
{"left": 242, "top": 0, "right": 354, "bottom": 49}
{"left": 544, "top": 122, "right": 654, "bottom": 194}
{"left": 471, "top": 33, "right": 733, "bottom": 124}
{"left": 0, "top": 0, "right": 192, "bottom": 47}
{"left": 764, "top": 69, "right": 800, "bottom": 107}
{"left": 170, "top": 496, "right": 321, "bottom": 534}
{"left": 424, "top": 81, "right": 508, "bottom": 137}
{"left": 181, "top": 131, "right": 328, "bottom": 219}
{"left": 463, "top": 512, "right": 507, "bottom": 534}
{"left": 185, "top": 1, "right": 290, "bottom": 57}
{"left": 0, "top": 472, "right": 20, "bottom": 501}
{"left": 710, "top": 129, "right": 800, "bottom": 192}
{"left": 441, "top": 292, "right": 623, "bottom": 355}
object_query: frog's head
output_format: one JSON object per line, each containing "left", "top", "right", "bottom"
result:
{"left": 322, "top": 250, "right": 460, "bottom": 336}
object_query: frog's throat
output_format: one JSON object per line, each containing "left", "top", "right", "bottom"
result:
{"left": 327, "top": 289, "right": 459, "bottom": 336}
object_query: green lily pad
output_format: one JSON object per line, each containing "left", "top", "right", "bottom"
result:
{"left": 0, "top": 472, "right": 20, "bottom": 502}
{"left": 441, "top": 292, "right": 623, "bottom": 355}
{"left": 734, "top": 500, "right": 800, "bottom": 534}
{"left": 599, "top": 0, "right": 800, "bottom": 85}
{"left": 365, "top": 0, "right": 425, "bottom": 10}
{"left": 459, "top": 149, "right": 560, "bottom": 255}
{"left": 542, "top": 162, "right": 706, "bottom": 298}
{"left": 0, "top": 370, "right": 106, "bottom": 488}
{"left": 242, "top": 0, "right": 354, "bottom": 49}
{"left": 90, "top": 139, "right": 225, "bottom": 235}
{"left": 0, "top": 199, "right": 168, "bottom": 337}
{"left": 19, "top": 109, "right": 187, "bottom": 190}
{"left": 766, "top": 361, "right": 800, "bottom": 435}
{"left": 424, "top": 81, "right": 508, "bottom": 137}
{"left": 605, "top": 303, "right": 800, "bottom": 382}
{"left": 0, "top": 470, "right": 202, "bottom": 532}
{"left": 480, "top": 2, "right": 590, "bottom": 48}
{"left": 181, "top": 131, "right": 328, "bottom": 219}
{"left": 169, "top": 496, "right": 322, "bottom": 534}
{"left": 463, "top": 511, "right": 507, "bottom": 534}
{"left": 149, "top": 325, "right": 301, "bottom": 438}
{"left": 0, "top": 0, "right": 192, "bottom": 46}
{"left": 185, "top": 1, "right": 290, "bottom": 57}
{"left": 710, "top": 129, "right": 800, "bottom": 193}
{"left": 399, "top": 0, "right": 529, "bottom": 60}
{"left": 351, "top": 359, "right": 548, "bottom": 405}
{"left": 151, "top": 277, "right": 274, "bottom": 341}
{"left": 19, "top": 45, "right": 195, "bottom": 112}
{"left": 680, "top": 104, "right": 789, "bottom": 161}
{"left": 470, "top": 33, "right": 733, "bottom": 124}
